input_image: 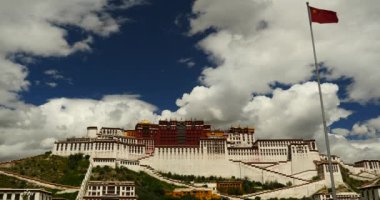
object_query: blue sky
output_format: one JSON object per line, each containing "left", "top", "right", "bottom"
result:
{"left": 0, "top": 0, "right": 379, "bottom": 162}
{"left": 21, "top": 0, "right": 208, "bottom": 111}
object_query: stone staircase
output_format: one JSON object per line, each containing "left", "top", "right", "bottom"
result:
{"left": 76, "top": 157, "right": 94, "bottom": 200}
{"left": 138, "top": 164, "right": 195, "bottom": 188}
{"left": 242, "top": 180, "right": 325, "bottom": 199}
{"left": 231, "top": 160, "right": 311, "bottom": 184}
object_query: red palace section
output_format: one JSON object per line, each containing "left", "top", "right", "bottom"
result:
{"left": 132, "top": 120, "right": 211, "bottom": 146}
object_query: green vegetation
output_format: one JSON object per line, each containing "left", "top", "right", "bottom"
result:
{"left": 311, "top": 175, "right": 320, "bottom": 181}
{"left": 160, "top": 172, "right": 224, "bottom": 183}
{"left": 91, "top": 166, "right": 180, "bottom": 200}
{"left": 241, "top": 178, "right": 285, "bottom": 194}
{"left": 52, "top": 192, "right": 78, "bottom": 200}
{"left": 0, "top": 174, "right": 37, "bottom": 188}
{"left": 159, "top": 172, "right": 286, "bottom": 194}
{"left": 340, "top": 165, "right": 369, "bottom": 192}
{"left": 0, "top": 174, "right": 78, "bottom": 200}
{"left": 0, "top": 152, "right": 89, "bottom": 186}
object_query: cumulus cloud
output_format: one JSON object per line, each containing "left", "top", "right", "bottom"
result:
{"left": 351, "top": 117, "right": 380, "bottom": 138}
{"left": 323, "top": 135, "right": 380, "bottom": 163}
{"left": 190, "top": 0, "right": 380, "bottom": 102}
{"left": 0, "top": 0, "right": 142, "bottom": 106}
{"left": 331, "top": 128, "right": 350, "bottom": 137}
{"left": 0, "top": 0, "right": 147, "bottom": 160}
{"left": 0, "top": 95, "right": 157, "bottom": 161}
{"left": 332, "top": 116, "right": 380, "bottom": 139}
{"left": 1, "top": 0, "right": 379, "bottom": 165}
{"left": 242, "top": 82, "right": 351, "bottom": 139}
{"left": 161, "top": 0, "right": 380, "bottom": 162}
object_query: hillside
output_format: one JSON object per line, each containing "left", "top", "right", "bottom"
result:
{"left": 0, "top": 152, "right": 89, "bottom": 186}
{"left": 0, "top": 153, "right": 192, "bottom": 199}
{"left": 1, "top": 153, "right": 376, "bottom": 200}
{"left": 91, "top": 166, "right": 183, "bottom": 200}
{"left": 0, "top": 174, "right": 78, "bottom": 200}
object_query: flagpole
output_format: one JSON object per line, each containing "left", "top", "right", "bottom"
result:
{"left": 306, "top": 2, "right": 337, "bottom": 200}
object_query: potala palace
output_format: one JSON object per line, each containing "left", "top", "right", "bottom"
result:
{"left": 52, "top": 120, "right": 380, "bottom": 199}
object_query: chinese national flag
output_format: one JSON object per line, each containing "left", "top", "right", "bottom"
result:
{"left": 309, "top": 6, "right": 338, "bottom": 24}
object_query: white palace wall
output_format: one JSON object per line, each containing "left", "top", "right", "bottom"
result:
{"left": 138, "top": 147, "right": 308, "bottom": 185}
{"left": 265, "top": 161, "right": 292, "bottom": 175}
{"left": 53, "top": 140, "right": 146, "bottom": 160}
{"left": 290, "top": 145, "right": 320, "bottom": 175}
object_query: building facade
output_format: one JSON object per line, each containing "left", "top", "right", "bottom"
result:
{"left": 313, "top": 192, "right": 360, "bottom": 200}
{"left": 360, "top": 185, "right": 380, "bottom": 200}
{"left": 52, "top": 120, "right": 380, "bottom": 199}
{"left": 83, "top": 181, "right": 136, "bottom": 200}
{"left": 0, "top": 189, "right": 52, "bottom": 200}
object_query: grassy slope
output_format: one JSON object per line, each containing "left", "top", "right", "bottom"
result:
{"left": 91, "top": 166, "right": 183, "bottom": 200}
{"left": 159, "top": 172, "right": 286, "bottom": 194}
{"left": 340, "top": 165, "right": 369, "bottom": 192}
{"left": 0, "top": 152, "right": 89, "bottom": 186}
{"left": 0, "top": 174, "right": 78, "bottom": 200}
{"left": 0, "top": 174, "right": 38, "bottom": 188}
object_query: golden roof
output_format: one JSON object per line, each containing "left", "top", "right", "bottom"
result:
{"left": 139, "top": 119, "right": 151, "bottom": 124}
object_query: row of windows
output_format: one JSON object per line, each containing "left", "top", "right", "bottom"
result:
{"left": 365, "top": 161, "right": 380, "bottom": 169}
{"left": 323, "top": 165, "right": 339, "bottom": 173}
{"left": 57, "top": 143, "right": 117, "bottom": 151}
{"left": 56, "top": 142, "right": 145, "bottom": 153}
{"left": 88, "top": 186, "right": 134, "bottom": 191}
{"left": 0, "top": 193, "right": 51, "bottom": 200}
{"left": 157, "top": 148, "right": 200, "bottom": 153}
{"left": 259, "top": 140, "right": 305, "bottom": 147}
{"left": 228, "top": 150, "right": 257, "bottom": 156}
{"left": 291, "top": 146, "right": 308, "bottom": 154}
{"left": 121, "top": 160, "right": 139, "bottom": 165}
{"left": 260, "top": 149, "right": 288, "bottom": 156}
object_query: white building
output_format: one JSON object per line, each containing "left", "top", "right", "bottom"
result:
{"left": 355, "top": 160, "right": 380, "bottom": 175}
{"left": 313, "top": 192, "right": 360, "bottom": 200}
{"left": 226, "top": 127, "right": 255, "bottom": 147}
{"left": 360, "top": 185, "right": 380, "bottom": 200}
{"left": 52, "top": 123, "right": 380, "bottom": 199}
{"left": 0, "top": 189, "right": 52, "bottom": 200}
{"left": 83, "top": 181, "right": 136, "bottom": 200}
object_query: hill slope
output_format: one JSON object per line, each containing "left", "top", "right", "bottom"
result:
{"left": 0, "top": 152, "right": 89, "bottom": 186}
{"left": 91, "top": 166, "right": 182, "bottom": 200}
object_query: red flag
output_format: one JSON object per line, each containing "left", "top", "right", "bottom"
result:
{"left": 309, "top": 6, "right": 338, "bottom": 24}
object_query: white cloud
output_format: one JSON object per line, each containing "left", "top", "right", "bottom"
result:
{"left": 243, "top": 82, "right": 351, "bottom": 139}
{"left": 44, "top": 69, "right": 64, "bottom": 80}
{"left": 163, "top": 81, "right": 351, "bottom": 137}
{"left": 331, "top": 128, "right": 350, "bottom": 137}
{"left": 178, "top": 58, "right": 196, "bottom": 68}
{"left": 331, "top": 116, "right": 380, "bottom": 139}
{"left": 349, "top": 116, "right": 380, "bottom": 138}
{"left": 0, "top": 56, "right": 29, "bottom": 106}
{"left": 0, "top": 0, "right": 379, "bottom": 165}
{"left": 325, "top": 135, "right": 380, "bottom": 163}
{"left": 0, "top": 0, "right": 148, "bottom": 161}
{"left": 189, "top": 0, "right": 380, "bottom": 102}
{"left": 44, "top": 69, "right": 73, "bottom": 86}
{"left": 46, "top": 82, "right": 58, "bottom": 88}
{"left": 0, "top": 95, "right": 157, "bottom": 161}
{"left": 162, "top": 0, "right": 380, "bottom": 163}
{"left": 0, "top": 0, "right": 142, "bottom": 106}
